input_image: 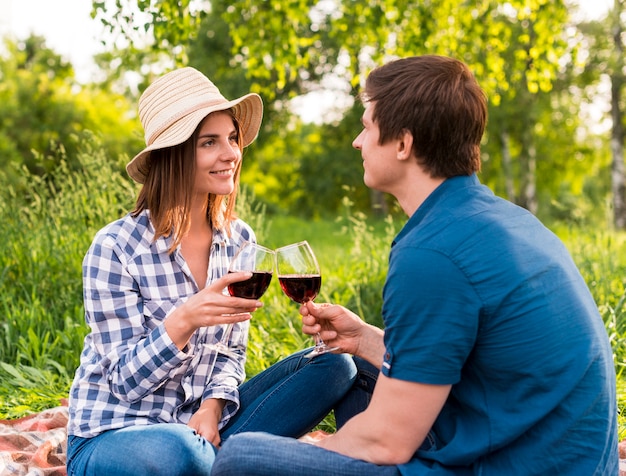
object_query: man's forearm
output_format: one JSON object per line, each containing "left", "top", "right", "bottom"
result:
{"left": 354, "top": 323, "right": 386, "bottom": 369}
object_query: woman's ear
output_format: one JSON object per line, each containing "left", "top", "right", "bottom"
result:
{"left": 397, "top": 129, "right": 414, "bottom": 161}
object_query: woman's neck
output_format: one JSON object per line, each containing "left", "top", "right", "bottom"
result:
{"left": 181, "top": 200, "right": 213, "bottom": 287}
{"left": 188, "top": 195, "right": 211, "bottom": 232}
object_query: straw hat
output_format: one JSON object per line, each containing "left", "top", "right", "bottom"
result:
{"left": 126, "top": 67, "right": 263, "bottom": 184}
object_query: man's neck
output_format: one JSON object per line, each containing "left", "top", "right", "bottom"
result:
{"left": 395, "top": 174, "right": 446, "bottom": 218}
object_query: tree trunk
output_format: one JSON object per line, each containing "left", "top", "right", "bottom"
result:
{"left": 524, "top": 142, "right": 538, "bottom": 215}
{"left": 611, "top": 0, "right": 626, "bottom": 229}
{"left": 500, "top": 129, "right": 516, "bottom": 202}
{"left": 519, "top": 126, "right": 538, "bottom": 214}
{"left": 369, "top": 189, "right": 388, "bottom": 216}
{"left": 518, "top": 21, "right": 538, "bottom": 215}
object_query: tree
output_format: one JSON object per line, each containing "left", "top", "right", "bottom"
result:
{"left": 577, "top": 1, "right": 626, "bottom": 229}
{"left": 609, "top": 0, "right": 626, "bottom": 228}
{"left": 0, "top": 35, "right": 76, "bottom": 177}
{"left": 91, "top": 0, "right": 583, "bottom": 217}
{"left": 0, "top": 35, "right": 143, "bottom": 189}
{"left": 478, "top": 2, "right": 596, "bottom": 217}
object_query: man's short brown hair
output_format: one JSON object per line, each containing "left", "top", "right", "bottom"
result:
{"left": 362, "top": 55, "right": 487, "bottom": 178}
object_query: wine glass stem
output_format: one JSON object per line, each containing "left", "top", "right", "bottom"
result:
{"left": 314, "top": 332, "right": 325, "bottom": 348}
{"left": 219, "top": 323, "right": 234, "bottom": 347}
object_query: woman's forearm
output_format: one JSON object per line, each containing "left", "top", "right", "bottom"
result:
{"left": 164, "top": 305, "right": 197, "bottom": 350}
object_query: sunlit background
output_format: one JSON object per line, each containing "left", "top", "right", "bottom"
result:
{"left": 0, "top": 0, "right": 615, "bottom": 123}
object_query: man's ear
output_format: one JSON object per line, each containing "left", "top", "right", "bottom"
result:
{"left": 397, "top": 129, "right": 414, "bottom": 161}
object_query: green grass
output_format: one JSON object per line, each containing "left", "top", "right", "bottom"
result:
{"left": 0, "top": 136, "right": 624, "bottom": 443}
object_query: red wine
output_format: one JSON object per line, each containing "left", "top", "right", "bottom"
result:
{"left": 278, "top": 274, "right": 321, "bottom": 303}
{"left": 228, "top": 271, "right": 272, "bottom": 299}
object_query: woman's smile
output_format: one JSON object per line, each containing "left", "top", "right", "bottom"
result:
{"left": 210, "top": 168, "right": 235, "bottom": 176}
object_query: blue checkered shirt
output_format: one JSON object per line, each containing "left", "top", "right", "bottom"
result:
{"left": 67, "top": 209, "right": 254, "bottom": 437}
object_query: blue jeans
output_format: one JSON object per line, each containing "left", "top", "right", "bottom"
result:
{"left": 67, "top": 423, "right": 215, "bottom": 476}
{"left": 66, "top": 348, "right": 357, "bottom": 476}
{"left": 211, "top": 432, "right": 401, "bottom": 476}
{"left": 210, "top": 356, "right": 403, "bottom": 476}
{"left": 333, "top": 356, "right": 379, "bottom": 429}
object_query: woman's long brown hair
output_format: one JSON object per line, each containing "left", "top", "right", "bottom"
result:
{"left": 131, "top": 112, "right": 242, "bottom": 253}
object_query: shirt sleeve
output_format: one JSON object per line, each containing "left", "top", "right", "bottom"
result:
{"left": 203, "top": 320, "right": 250, "bottom": 427}
{"left": 381, "top": 246, "right": 482, "bottom": 385}
{"left": 201, "top": 221, "right": 256, "bottom": 426}
{"left": 83, "top": 232, "right": 191, "bottom": 404}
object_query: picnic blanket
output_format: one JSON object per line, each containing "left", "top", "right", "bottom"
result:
{"left": 0, "top": 404, "right": 68, "bottom": 476}
{"left": 1, "top": 403, "right": 625, "bottom": 476}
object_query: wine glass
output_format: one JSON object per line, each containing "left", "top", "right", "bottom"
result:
{"left": 213, "top": 242, "right": 274, "bottom": 355}
{"left": 275, "top": 241, "right": 340, "bottom": 358}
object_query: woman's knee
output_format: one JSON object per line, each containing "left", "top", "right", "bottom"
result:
{"left": 85, "top": 424, "right": 216, "bottom": 476}
{"left": 159, "top": 427, "right": 216, "bottom": 473}
{"left": 317, "top": 352, "right": 358, "bottom": 387}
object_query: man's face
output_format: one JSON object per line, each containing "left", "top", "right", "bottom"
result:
{"left": 352, "top": 102, "right": 403, "bottom": 194}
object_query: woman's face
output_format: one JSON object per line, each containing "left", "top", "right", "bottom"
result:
{"left": 193, "top": 111, "right": 241, "bottom": 197}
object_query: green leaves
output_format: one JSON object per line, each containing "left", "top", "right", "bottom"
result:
{"left": 0, "top": 363, "right": 70, "bottom": 418}
{"left": 84, "top": 0, "right": 607, "bottom": 220}
{"left": 0, "top": 35, "right": 143, "bottom": 186}
{"left": 215, "top": 0, "right": 572, "bottom": 102}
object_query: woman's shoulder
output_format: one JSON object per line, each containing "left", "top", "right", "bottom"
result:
{"left": 92, "top": 210, "right": 153, "bottom": 247}
{"left": 228, "top": 218, "right": 256, "bottom": 243}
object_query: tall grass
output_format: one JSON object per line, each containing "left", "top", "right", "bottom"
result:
{"left": 0, "top": 133, "right": 136, "bottom": 416}
{"left": 0, "top": 134, "right": 624, "bottom": 442}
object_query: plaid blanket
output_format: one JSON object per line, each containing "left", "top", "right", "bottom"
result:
{"left": 0, "top": 405, "right": 68, "bottom": 476}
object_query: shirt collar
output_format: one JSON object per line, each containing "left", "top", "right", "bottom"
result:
{"left": 393, "top": 174, "right": 480, "bottom": 246}
{"left": 152, "top": 219, "right": 231, "bottom": 254}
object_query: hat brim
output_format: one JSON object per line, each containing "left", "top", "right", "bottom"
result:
{"left": 127, "top": 93, "right": 263, "bottom": 184}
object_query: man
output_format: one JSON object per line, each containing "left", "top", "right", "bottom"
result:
{"left": 211, "top": 55, "right": 618, "bottom": 475}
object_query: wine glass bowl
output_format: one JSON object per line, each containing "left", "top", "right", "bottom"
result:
{"left": 275, "top": 241, "right": 339, "bottom": 358}
{"left": 228, "top": 243, "right": 275, "bottom": 299}
{"left": 278, "top": 274, "right": 321, "bottom": 304}
{"left": 213, "top": 242, "right": 274, "bottom": 355}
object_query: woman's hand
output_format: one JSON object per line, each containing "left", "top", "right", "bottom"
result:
{"left": 165, "top": 272, "right": 262, "bottom": 350}
{"left": 184, "top": 272, "right": 262, "bottom": 327}
{"left": 188, "top": 398, "right": 225, "bottom": 447}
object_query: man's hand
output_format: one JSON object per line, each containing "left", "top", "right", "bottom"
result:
{"left": 300, "top": 302, "right": 363, "bottom": 355}
{"left": 301, "top": 302, "right": 385, "bottom": 367}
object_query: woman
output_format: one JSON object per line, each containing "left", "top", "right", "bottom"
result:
{"left": 66, "top": 67, "right": 357, "bottom": 476}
